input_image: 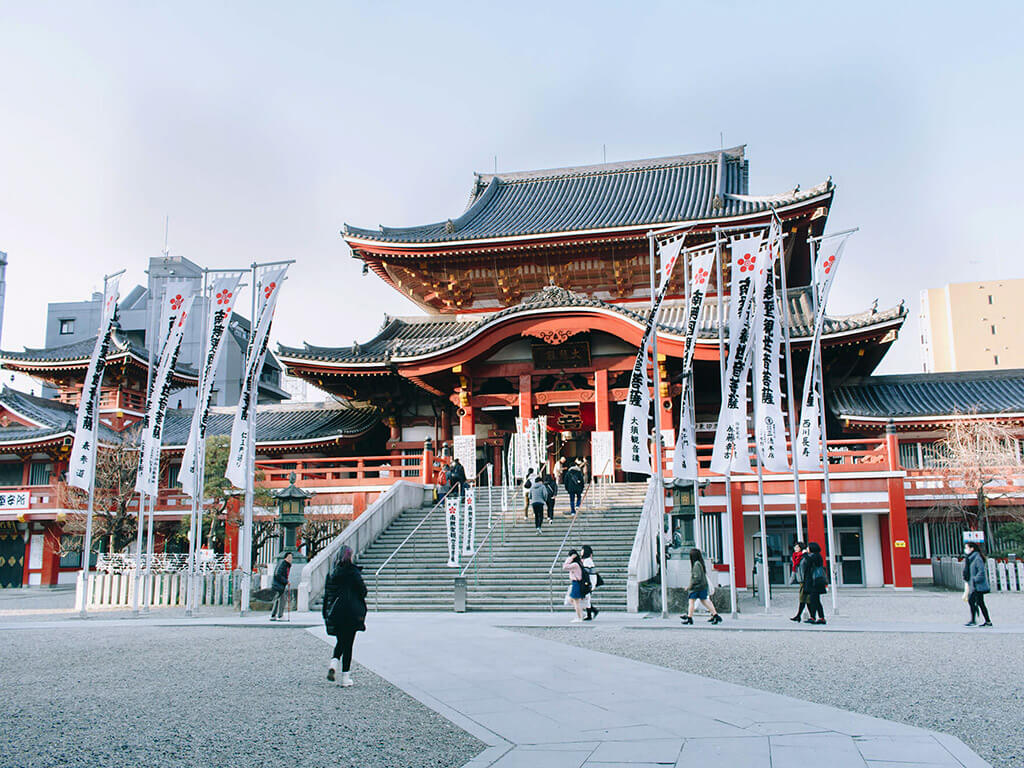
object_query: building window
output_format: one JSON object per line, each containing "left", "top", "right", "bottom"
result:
{"left": 995, "top": 354, "right": 1000, "bottom": 365}
{"left": 168, "top": 463, "right": 181, "bottom": 488}
{"left": 0, "top": 462, "right": 22, "bottom": 487}
{"left": 59, "top": 319, "right": 75, "bottom": 335}
{"left": 908, "top": 522, "right": 927, "bottom": 559}
{"left": 991, "top": 325, "right": 997, "bottom": 335}
{"left": 988, "top": 295, "right": 993, "bottom": 304}
{"left": 28, "top": 462, "right": 52, "bottom": 486}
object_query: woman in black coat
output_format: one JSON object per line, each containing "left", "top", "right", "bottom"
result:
{"left": 800, "top": 542, "right": 828, "bottom": 625}
{"left": 323, "top": 545, "right": 367, "bottom": 686}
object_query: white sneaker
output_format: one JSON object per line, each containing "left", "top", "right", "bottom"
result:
{"left": 571, "top": 617, "right": 583, "bottom": 623}
{"left": 327, "top": 659, "right": 338, "bottom": 681}
{"left": 340, "top": 671, "right": 354, "bottom": 687}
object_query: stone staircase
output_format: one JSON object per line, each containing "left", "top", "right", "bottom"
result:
{"left": 357, "top": 482, "right": 647, "bottom": 611}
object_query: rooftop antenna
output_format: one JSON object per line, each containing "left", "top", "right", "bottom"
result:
{"left": 603, "top": 144, "right": 607, "bottom": 163}
{"left": 720, "top": 131, "right": 724, "bottom": 150}
{"left": 493, "top": 155, "right": 497, "bottom": 174}
{"left": 162, "top": 215, "right": 170, "bottom": 257}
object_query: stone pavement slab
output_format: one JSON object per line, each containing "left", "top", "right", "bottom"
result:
{"left": 305, "top": 612, "right": 990, "bottom": 768}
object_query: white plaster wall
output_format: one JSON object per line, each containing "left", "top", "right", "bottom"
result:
{"left": 402, "top": 425, "right": 434, "bottom": 444}
{"left": 861, "top": 513, "right": 885, "bottom": 587}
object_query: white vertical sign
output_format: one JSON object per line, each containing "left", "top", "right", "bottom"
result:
{"left": 226, "top": 267, "right": 288, "bottom": 489}
{"left": 453, "top": 434, "right": 477, "bottom": 479}
{"left": 753, "top": 220, "right": 790, "bottom": 473}
{"left": 710, "top": 233, "right": 762, "bottom": 476}
{"left": 445, "top": 496, "right": 461, "bottom": 567}
{"left": 68, "top": 277, "right": 121, "bottom": 490}
{"left": 180, "top": 275, "right": 243, "bottom": 497}
{"left": 462, "top": 486, "right": 476, "bottom": 555}
{"left": 590, "top": 431, "right": 615, "bottom": 478}
{"left": 796, "top": 236, "right": 849, "bottom": 470}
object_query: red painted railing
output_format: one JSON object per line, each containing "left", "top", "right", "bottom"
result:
{"left": 666, "top": 437, "right": 889, "bottom": 477}
{"left": 255, "top": 454, "right": 423, "bottom": 488}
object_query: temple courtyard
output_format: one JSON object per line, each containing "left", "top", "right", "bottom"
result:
{"left": 1, "top": 589, "right": 1021, "bottom": 768}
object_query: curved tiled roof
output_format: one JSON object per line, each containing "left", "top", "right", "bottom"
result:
{"left": 0, "top": 388, "right": 379, "bottom": 449}
{"left": 0, "top": 328, "right": 199, "bottom": 379}
{"left": 279, "top": 286, "right": 905, "bottom": 366}
{"left": 831, "top": 370, "right": 1024, "bottom": 421}
{"left": 344, "top": 147, "right": 833, "bottom": 245}
{"left": 160, "top": 401, "right": 381, "bottom": 448}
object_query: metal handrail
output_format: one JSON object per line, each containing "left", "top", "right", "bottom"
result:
{"left": 373, "top": 485, "right": 456, "bottom": 609}
{"left": 546, "top": 479, "right": 594, "bottom": 611}
{"left": 459, "top": 520, "right": 499, "bottom": 580}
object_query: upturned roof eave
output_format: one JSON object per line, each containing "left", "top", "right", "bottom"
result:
{"left": 343, "top": 188, "right": 833, "bottom": 254}
{"left": 277, "top": 306, "right": 904, "bottom": 371}
{"left": 0, "top": 349, "right": 199, "bottom": 382}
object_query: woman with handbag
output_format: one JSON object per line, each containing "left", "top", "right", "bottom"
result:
{"left": 962, "top": 541, "right": 993, "bottom": 627}
{"left": 562, "top": 549, "right": 588, "bottom": 623}
{"left": 801, "top": 541, "right": 828, "bottom": 625}
{"left": 581, "top": 545, "right": 602, "bottom": 621}
{"left": 323, "top": 546, "right": 368, "bottom": 686}
{"left": 680, "top": 548, "right": 722, "bottom": 625}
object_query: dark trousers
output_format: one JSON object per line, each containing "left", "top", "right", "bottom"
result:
{"left": 968, "top": 591, "right": 991, "bottom": 623}
{"left": 806, "top": 592, "right": 824, "bottom": 621}
{"left": 271, "top": 588, "right": 287, "bottom": 618}
{"left": 532, "top": 502, "right": 545, "bottom": 529}
{"left": 332, "top": 629, "right": 357, "bottom": 672}
{"left": 568, "top": 491, "right": 582, "bottom": 515}
{"left": 546, "top": 498, "right": 556, "bottom": 519}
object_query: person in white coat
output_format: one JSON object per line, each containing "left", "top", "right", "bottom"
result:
{"left": 581, "top": 544, "right": 600, "bottom": 621}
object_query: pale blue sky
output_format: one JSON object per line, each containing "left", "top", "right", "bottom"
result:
{"left": 1, "top": 1, "right": 1022, "bottom": 375}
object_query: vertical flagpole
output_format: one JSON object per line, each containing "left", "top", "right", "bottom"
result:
{"left": 755, "top": 449, "right": 770, "bottom": 614}
{"left": 186, "top": 270, "right": 210, "bottom": 617}
{"left": 648, "top": 232, "right": 669, "bottom": 620}
{"left": 133, "top": 275, "right": 160, "bottom": 616}
{"left": 240, "top": 262, "right": 258, "bottom": 616}
{"left": 141, "top": 278, "right": 165, "bottom": 616}
{"left": 808, "top": 238, "right": 839, "bottom": 614}
{"left": 713, "top": 228, "right": 738, "bottom": 618}
{"left": 774, "top": 211, "right": 804, "bottom": 543}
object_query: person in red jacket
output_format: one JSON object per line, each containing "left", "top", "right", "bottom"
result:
{"left": 789, "top": 541, "right": 807, "bottom": 622}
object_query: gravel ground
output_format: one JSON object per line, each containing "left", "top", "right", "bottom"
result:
{"left": 515, "top": 624, "right": 1023, "bottom": 768}
{"left": 0, "top": 625, "right": 483, "bottom": 768}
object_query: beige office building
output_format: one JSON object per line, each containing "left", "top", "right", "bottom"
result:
{"left": 920, "top": 278, "right": 1024, "bottom": 372}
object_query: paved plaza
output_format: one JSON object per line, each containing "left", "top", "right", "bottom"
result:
{"left": 1, "top": 589, "right": 1020, "bottom": 767}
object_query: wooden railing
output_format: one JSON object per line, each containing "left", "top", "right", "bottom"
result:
{"left": 903, "top": 466, "right": 1024, "bottom": 506}
{"left": 667, "top": 437, "right": 889, "bottom": 478}
{"left": 255, "top": 454, "right": 423, "bottom": 487}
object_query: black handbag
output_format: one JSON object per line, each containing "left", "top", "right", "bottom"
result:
{"left": 594, "top": 572, "right": 605, "bottom": 589}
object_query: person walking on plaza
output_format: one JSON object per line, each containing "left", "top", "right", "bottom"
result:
{"left": 680, "top": 548, "right": 721, "bottom": 625}
{"left": 963, "top": 541, "right": 992, "bottom": 627}
{"left": 449, "top": 457, "right": 467, "bottom": 499}
{"left": 554, "top": 456, "right": 567, "bottom": 485}
{"left": 789, "top": 541, "right": 808, "bottom": 622}
{"left": 801, "top": 542, "right": 828, "bottom": 625}
{"left": 543, "top": 470, "right": 558, "bottom": 520}
{"left": 323, "top": 546, "right": 367, "bottom": 686}
{"left": 581, "top": 544, "right": 601, "bottom": 620}
{"left": 563, "top": 549, "right": 589, "bottom": 622}
{"left": 529, "top": 474, "right": 549, "bottom": 533}
{"left": 564, "top": 461, "right": 584, "bottom": 516}
{"left": 269, "top": 552, "right": 292, "bottom": 621}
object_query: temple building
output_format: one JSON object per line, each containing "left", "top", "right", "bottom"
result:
{"left": 280, "top": 146, "right": 1023, "bottom": 591}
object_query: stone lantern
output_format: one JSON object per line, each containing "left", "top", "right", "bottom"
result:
{"left": 273, "top": 472, "right": 313, "bottom": 565}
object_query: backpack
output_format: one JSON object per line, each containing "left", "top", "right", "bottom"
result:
{"left": 578, "top": 563, "right": 591, "bottom": 595}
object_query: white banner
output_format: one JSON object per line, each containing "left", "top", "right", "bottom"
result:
{"left": 462, "top": 486, "right": 476, "bottom": 555}
{"left": 710, "top": 233, "right": 763, "bottom": 476}
{"left": 445, "top": 496, "right": 460, "bottom": 567}
{"left": 453, "top": 434, "right": 477, "bottom": 479}
{"left": 753, "top": 220, "right": 790, "bottom": 473}
{"left": 226, "top": 267, "right": 288, "bottom": 489}
{"left": 180, "top": 275, "right": 243, "bottom": 498}
{"left": 660, "top": 237, "right": 685, "bottom": 287}
{"left": 672, "top": 247, "right": 715, "bottom": 481}
{"left": 68, "top": 276, "right": 121, "bottom": 490}
{"left": 136, "top": 295, "right": 196, "bottom": 495}
{"left": 796, "top": 236, "right": 850, "bottom": 470}
{"left": 621, "top": 337, "right": 652, "bottom": 474}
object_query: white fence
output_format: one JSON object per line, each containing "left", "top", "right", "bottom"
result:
{"left": 96, "top": 552, "right": 232, "bottom": 574}
{"left": 931, "top": 556, "right": 1024, "bottom": 592}
{"left": 82, "top": 570, "right": 236, "bottom": 609}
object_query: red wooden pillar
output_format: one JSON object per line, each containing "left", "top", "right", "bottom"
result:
{"left": 459, "top": 407, "right": 475, "bottom": 437}
{"left": 730, "top": 482, "right": 746, "bottom": 589}
{"left": 879, "top": 513, "right": 894, "bottom": 586}
{"left": 492, "top": 445, "right": 502, "bottom": 485}
{"left": 806, "top": 480, "right": 827, "bottom": 558}
{"left": 352, "top": 492, "right": 368, "bottom": 518}
{"left": 41, "top": 522, "right": 61, "bottom": 586}
{"left": 420, "top": 442, "right": 435, "bottom": 485}
{"left": 225, "top": 496, "right": 241, "bottom": 570}
{"left": 440, "top": 409, "right": 452, "bottom": 443}
{"left": 594, "top": 369, "right": 610, "bottom": 432}
{"left": 885, "top": 422, "right": 913, "bottom": 589}
{"left": 518, "top": 374, "right": 532, "bottom": 420}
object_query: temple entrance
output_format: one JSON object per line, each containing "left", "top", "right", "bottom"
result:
{"left": 0, "top": 529, "right": 24, "bottom": 588}
{"left": 835, "top": 527, "right": 865, "bottom": 586}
